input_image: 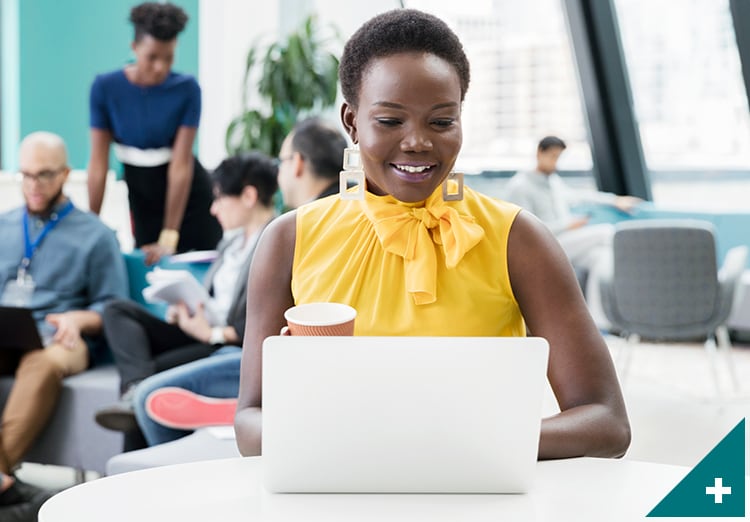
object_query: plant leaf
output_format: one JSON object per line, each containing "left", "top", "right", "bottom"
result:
{"left": 226, "top": 15, "right": 341, "bottom": 156}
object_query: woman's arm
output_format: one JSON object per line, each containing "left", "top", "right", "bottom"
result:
{"left": 171, "top": 303, "right": 241, "bottom": 344}
{"left": 163, "top": 125, "right": 196, "bottom": 232}
{"left": 87, "top": 129, "right": 112, "bottom": 215}
{"left": 142, "top": 126, "right": 196, "bottom": 264}
{"left": 507, "top": 210, "right": 630, "bottom": 459}
{"left": 235, "top": 212, "right": 297, "bottom": 456}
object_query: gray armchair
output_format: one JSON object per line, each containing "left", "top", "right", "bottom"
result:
{"left": 599, "top": 219, "right": 748, "bottom": 396}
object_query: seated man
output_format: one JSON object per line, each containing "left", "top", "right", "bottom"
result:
{"left": 0, "top": 132, "right": 128, "bottom": 521}
{"left": 123, "top": 117, "right": 347, "bottom": 447}
{"left": 504, "top": 136, "right": 641, "bottom": 326}
{"left": 95, "top": 152, "right": 279, "bottom": 434}
{"left": 504, "top": 136, "right": 641, "bottom": 273}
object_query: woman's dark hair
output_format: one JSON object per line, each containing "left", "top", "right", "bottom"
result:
{"left": 339, "top": 9, "right": 470, "bottom": 107}
{"left": 130, "top": 2, "right": 188, "bottom": 42}
{"left": 212, "top": 152, "right": 278, "bottom": 207}
{"left": 291, "top": 118, "right": 348, "bottom": 181}
{"left": 538, "top": 136, "right": 567, "bottom": 152}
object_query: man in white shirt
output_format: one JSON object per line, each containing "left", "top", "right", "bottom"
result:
{"left": 505, "top": 136, "right": 640, "bottom": 270}
{"left": 505, "top": 136, "right": 641, "bottom": 326}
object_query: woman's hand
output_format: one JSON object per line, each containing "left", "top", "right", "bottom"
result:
{"left": 175, "top": 302, "right": 212, "bottom": 343}
{"left": 141, "top": 242, "right": 176, "bottom": 266}
{"left": 165, "top": 305, "right": 180, "bottom": 324}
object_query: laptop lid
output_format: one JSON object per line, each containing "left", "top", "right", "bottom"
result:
{"left": 0, "top": 306, "right": 44, "bottom": 351}
{"left": 262, "top": 336, "right": 549, "bottom": 494}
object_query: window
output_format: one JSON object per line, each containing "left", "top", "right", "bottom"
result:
{"left": 615, "top": 0, "right": 750, "bottom": 171}
{"left": 405, "top": 0, "right": 593, "bottom": 176}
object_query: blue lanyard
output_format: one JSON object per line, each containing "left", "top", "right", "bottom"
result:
{"left": 21, "top": 200, "right": 75, "bottom": 270}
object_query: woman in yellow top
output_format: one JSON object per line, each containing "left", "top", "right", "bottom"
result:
{"left": 236, "top": 9, "right": 630, "bottom": 459}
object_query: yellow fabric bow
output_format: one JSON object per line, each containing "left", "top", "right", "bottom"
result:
{"left": 360, "top": 187, "right": 485, "bottom": 305}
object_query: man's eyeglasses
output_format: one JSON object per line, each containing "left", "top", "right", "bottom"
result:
{"left": 18, "top": 168, "right": 65, "bottom": 185}
{"left": 275, "top": 155, "right": 294, "bottom": 167}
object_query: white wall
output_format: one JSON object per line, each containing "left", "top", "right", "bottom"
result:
{"left": 198, "top": 0, "right": 280, "bottom": 169}
{"left": 0, "top": 172, "right": 134, "bottom": 251}
{"left": 197, "top": 0, "right": 396, "bottom": 167}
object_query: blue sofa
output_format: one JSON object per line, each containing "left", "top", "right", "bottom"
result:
{"left": 577, "top": 202, "right": 750, "bottom": 268}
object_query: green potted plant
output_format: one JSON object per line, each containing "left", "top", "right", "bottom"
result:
{"left": 225, "top": 15, "right": 340, "bottom": 156}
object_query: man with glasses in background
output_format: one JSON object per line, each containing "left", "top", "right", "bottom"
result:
{"left": 0, "top": 132, "right": 127, "bottom": 522}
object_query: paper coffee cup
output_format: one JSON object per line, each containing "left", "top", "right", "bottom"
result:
{"left": 284, "top": 302, "right": 356, "bottom": 336}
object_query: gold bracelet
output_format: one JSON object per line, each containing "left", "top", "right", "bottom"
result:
{"left": 157, "top": 229, "right": 180, "bottom": 250}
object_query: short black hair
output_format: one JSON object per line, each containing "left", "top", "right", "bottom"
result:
{"left": 339, "top": 9, "right": 470, "bottom": 107}
{"left": 538, "top": 136, "right": 567, "bottom": 152}
{"left": 212, "top": 152, "right": 278, "bottom": 207}
{"left": 291, "top": 118, "right": 348, "bottom": 181}
{"left": 130, "top": 2, "right": 188, "bottom": 42}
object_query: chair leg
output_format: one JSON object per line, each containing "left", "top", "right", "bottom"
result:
{"left": 617, "top": 333, "right": 638, "bottom": 384}
{"left": 74, "top": 468, "right": 86, "bottom": 484}
{"left": 704, "top": 336, "right": 724, "bottom": 399}
{"left": 716, "top": 325, "right": 740, "bottom": 392}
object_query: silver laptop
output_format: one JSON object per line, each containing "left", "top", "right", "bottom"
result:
{"left": 262, "top": 336, "right": 549, "bottom": 494}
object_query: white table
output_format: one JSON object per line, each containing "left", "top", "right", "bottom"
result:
{"left": 38, "top": 457, "right": 735, "bottom": 521}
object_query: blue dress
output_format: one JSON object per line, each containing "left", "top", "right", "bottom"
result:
{"left": 89, "top": 69, "right": 221, "bottom": 250}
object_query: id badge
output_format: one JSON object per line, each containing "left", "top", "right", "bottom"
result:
{"left": 1, "top": 271, "right": 35, "bottom": 307}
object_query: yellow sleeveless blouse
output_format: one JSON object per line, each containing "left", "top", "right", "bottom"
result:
{"left": 292, "top": 185, "right": 525, "bottom": 337}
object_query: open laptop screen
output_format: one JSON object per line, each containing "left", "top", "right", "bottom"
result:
{"left": 0, "top": 306, "right": 44, "bottom": 351}
{"left": 262, "top": 336, "right": 549, "bottom": 494}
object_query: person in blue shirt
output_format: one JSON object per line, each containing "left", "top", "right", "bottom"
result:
{"left": 87, "top": 2, "right": 221, "bottom": 265}
{"left": 0, "top": 132, "right": 128, "bottom": 521}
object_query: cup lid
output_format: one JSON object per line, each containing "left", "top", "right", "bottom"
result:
{"left": 284, "top": 302, "right": 357, "bottom": 326}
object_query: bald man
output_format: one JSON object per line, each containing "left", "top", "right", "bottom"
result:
{"left": 0, "top": 132, "right": 127, "bottom": 520}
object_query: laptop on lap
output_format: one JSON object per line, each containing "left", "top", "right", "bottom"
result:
{"left": 262, "top": 336, "right": 549, "bottom": 493}
{"left": 0, "top": 306, "right": 44, "bottom": 351}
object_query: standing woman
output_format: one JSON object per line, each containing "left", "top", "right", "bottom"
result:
{"left": 87, "top": 2, "right": 221, "bottom": 264}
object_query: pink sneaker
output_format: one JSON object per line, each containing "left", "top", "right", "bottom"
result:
{"left": 145, "top": 387, "right": 238, "bottom": 430}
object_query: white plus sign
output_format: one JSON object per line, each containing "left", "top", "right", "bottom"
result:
{"left": 706, "top": 477, "right": 732, "bottom": 504}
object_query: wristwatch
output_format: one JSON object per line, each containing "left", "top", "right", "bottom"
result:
{"left": 209, "top": 327, "right": 226, "bottom": 346}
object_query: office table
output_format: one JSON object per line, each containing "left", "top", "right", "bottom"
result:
{"left": 39, "top": 456, "right": 734, "bottom": 521}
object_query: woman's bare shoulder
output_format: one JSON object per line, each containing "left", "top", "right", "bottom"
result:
{"left": 261, "top": 211, "right": 298, "bottom": 248}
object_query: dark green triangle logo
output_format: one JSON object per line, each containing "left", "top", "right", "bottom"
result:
{"left": 648, "top": 418, "right": 745, "bottom": 517}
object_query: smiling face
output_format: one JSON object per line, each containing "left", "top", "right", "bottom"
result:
{"left": 131, "top": 34, "right": 176, "bottom": 86}
{"left": 341, "top": 52, "right": 463, "bottom": 203}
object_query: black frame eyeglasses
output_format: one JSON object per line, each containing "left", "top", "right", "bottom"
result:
{"left": 19, "top": 168, "right": 65, "bottom": 185}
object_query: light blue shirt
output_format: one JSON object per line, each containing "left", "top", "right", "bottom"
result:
{"left": 0, "top": 199, "right": 128, "bottom": 339}
{"left": 504, "top": 170, "right": 617, "bottom": 235}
